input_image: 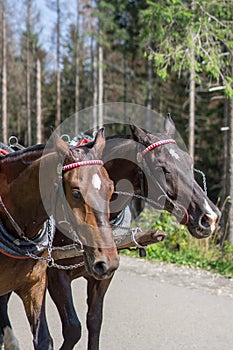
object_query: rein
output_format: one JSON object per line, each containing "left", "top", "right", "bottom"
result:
{"left": 0, "top": 197, "right": 25, "bottom": 238}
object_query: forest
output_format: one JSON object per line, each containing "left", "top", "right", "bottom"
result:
{"left": 0, "top": 0, "right": 233, "bottom": 247}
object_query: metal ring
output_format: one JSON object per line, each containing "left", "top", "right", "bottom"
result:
{"left": 61, "top": 134, "right": 71, "bottom": 143}
{"left": 131, "top": 228, "right": 146, "bottom": 249}
{"left": 8, "top": 136, "right": 18, "bottom": 146}
{"left": 8, "top": 136, "right": 25, "bottom": 150}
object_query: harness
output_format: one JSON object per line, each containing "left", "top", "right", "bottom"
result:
{"left": 0, "top": 219, "right": 51, "bottom": 259}
{"left": 110, "top": 205, "right": 132, "bottom": 244}
{"left": 0, "top": 135, "right": 208, "bottom": 268}
{"left": 0, "top": 143, "right": 55, "bottom": 259}
{"left": 51, "top": 136, "right": 208, "bottom": 267}
{"left": 0, "top": 140, "right": 103, "bottom": 264}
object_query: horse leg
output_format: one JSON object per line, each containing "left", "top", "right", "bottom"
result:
{"left": 86, "top": 274, "right": 114, "bottom": 350}
{"left": 17, "top": 277, "right": 53, "bottom": 350}
{"left": 47, "top": 268, "right": 82, "bottom": 350}
{"left": 0, "top": 292, "right": 20, "bottom": 350}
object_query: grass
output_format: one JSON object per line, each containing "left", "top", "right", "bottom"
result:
{"left": 121, "top": 209, "right": 233, "bottom": 279}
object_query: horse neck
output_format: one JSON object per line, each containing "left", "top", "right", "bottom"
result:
{"left": 104, "top": 138, "right": 141, "bottom": 192}
{"left": 0, "top": 149, "right": 59, "bottom": 239}
{"left": 103, "top": 138, "right": 143, "bottom": 219}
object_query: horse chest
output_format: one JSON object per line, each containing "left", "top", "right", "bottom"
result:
{"left": 0, "top": 255, "right": 46, "bottom": 295}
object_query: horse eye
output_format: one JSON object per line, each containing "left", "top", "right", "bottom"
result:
{"left": 162, "top": 167, "right": 171, "bottom": 175}
{"left": 72, "top": 189, "right": 83, "bottom": 200}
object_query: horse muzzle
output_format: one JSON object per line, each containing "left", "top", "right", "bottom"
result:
{"left": 188, "top": 207, "right": 220, "bottom": 239}
{"left": 83, "top": 250, "right": 119, "bottom": 280}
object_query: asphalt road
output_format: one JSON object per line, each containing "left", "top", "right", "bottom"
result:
{"left": 8, "top": 256, "right": 233, "bottom": 350}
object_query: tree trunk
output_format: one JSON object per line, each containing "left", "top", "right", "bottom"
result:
{"left": 36, "top": 58, "right": 42, "bottom": 143}
{"left": 92, "top": 40, "right": 98, "bottom": 130}
{"left": 189, "top": 39, "right": 195, "bottom": 160}
{"left": 1, "top": 0, "right": 7, "bottom": 144}
{"left": 98, "top": 42, "right": 103, "bottom": 127}
{"left": 75, "top": 0, "right": 80, "bottom": 134}
{"left": 55, "top": 0, "right": 61, "bottom": 128}
{"left": 220, "top": 99, "right": 229, "bottom": 236}
{"left": 226, "top": 98, "right": 233, "bottom": 243}
{"left": 146, "top": 57, "right": 153, "bottom": 131}
{"left": 26, "top": 0, "right": 31, "bottom": 146}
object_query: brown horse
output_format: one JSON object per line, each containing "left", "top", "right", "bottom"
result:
{"left": 1, "top": 116, "right": 220, "bottom": 349}
{"left": 0, "top": 129, "right": 119, "bottom": 349}
{"left": 43, "top": 115, "right": 219, "bottom": 350}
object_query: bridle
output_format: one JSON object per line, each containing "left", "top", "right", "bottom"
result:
{"left": 141, "top": 139, "right": 177, "bottom": 157}
{"left": 0, "top": 158, "right": 104, "bottom": 254}
{"left": 52, "top": 158, "right": 104, "bottom": 249}
{"left": 63, "top": 159, "right": 103, "bottom": 171}
{"left": 136, "top": 139, "right": 189, "bottom": 225}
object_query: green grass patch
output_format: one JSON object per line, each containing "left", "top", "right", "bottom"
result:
{"left": 122, "top": 209, "right": 233, "bottom": 278}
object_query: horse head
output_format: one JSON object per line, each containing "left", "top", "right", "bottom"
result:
{"left": 130, "top": 114, "right": 220, "bottom": 239}
{"left": 50, "top": 128, "right": 119, "bottom": 279}
{"left": 0, "top": 129, "right": 118, "bottom": 280}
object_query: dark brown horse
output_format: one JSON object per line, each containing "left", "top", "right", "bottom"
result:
{"left": 0, "top": 129, "right": 119, "bottom": 349}
{"left": 1, "top": 116, "right": 220, "bottom": 349}
{"left": 46, "top": 115, "right": 219, "bottom": 350}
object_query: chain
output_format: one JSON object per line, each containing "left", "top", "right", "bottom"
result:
{"left": 194, "top": 168, "right": 207, "bottom": 194}
{"left": 113, "top": 190, "right": 183, "bottom": 217}
{"left": 24, "top": 187, "right": 192, "bottom": 269}
{"left": 113, "top": 190, "right": 164, "bottom": 209}
{"left": 26, "top": 191, "right": 163, "bottom": 269}
{"left": 26, "top": 219, "right": 85, "bottom": 270}
{"left": 26, "top": 219, "right": 54, "bottom": 264}
{"left": 47, "top": 219, "right": 54, "bottom": 265}
{"left": 26, "top": 250, "right": 85, "bottom": 270}
{"left": 47, "top": 260, "right": 85, "bottom": 270}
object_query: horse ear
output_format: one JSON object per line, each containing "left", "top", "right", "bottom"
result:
{"left": 92, "top": 128, "right": 106, "bottom": 158}
{"left": 129, "top": 123, "right": 150, "bottom": 145}
{"left": 51, "top": 132, "right": 69, "bottom": 157}
{"left": 164, "top": 113, "right": 175, "bottom": 137}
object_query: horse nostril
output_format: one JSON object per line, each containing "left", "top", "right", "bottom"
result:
{"left": 199, "top": 213, "right": 217, "bottom": 232}
{"left": 200, "top": 214, "right": 211, "bottom": 229}
{"left": 93, "top": 261, "right": 108, "bottom": 276}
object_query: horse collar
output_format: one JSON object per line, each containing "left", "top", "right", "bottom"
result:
{"left": 0, "top": 215, "right": 54, "bottom": 259}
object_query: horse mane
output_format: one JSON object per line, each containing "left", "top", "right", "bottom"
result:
{"left": 0, "top": 144, "right": 47, "bottom": 162}
{"left": 106, "top": 134, "right": 131, "bottom": 141}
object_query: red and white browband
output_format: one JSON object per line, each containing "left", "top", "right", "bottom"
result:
{"left": 63, "top": 160, "right": 104, "bottom": 172}
{"left": 62, "top": 139, "right": 176, "bottom": 170}
{"left": 141, "top": 139, "right": 176, "bottom": 157}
